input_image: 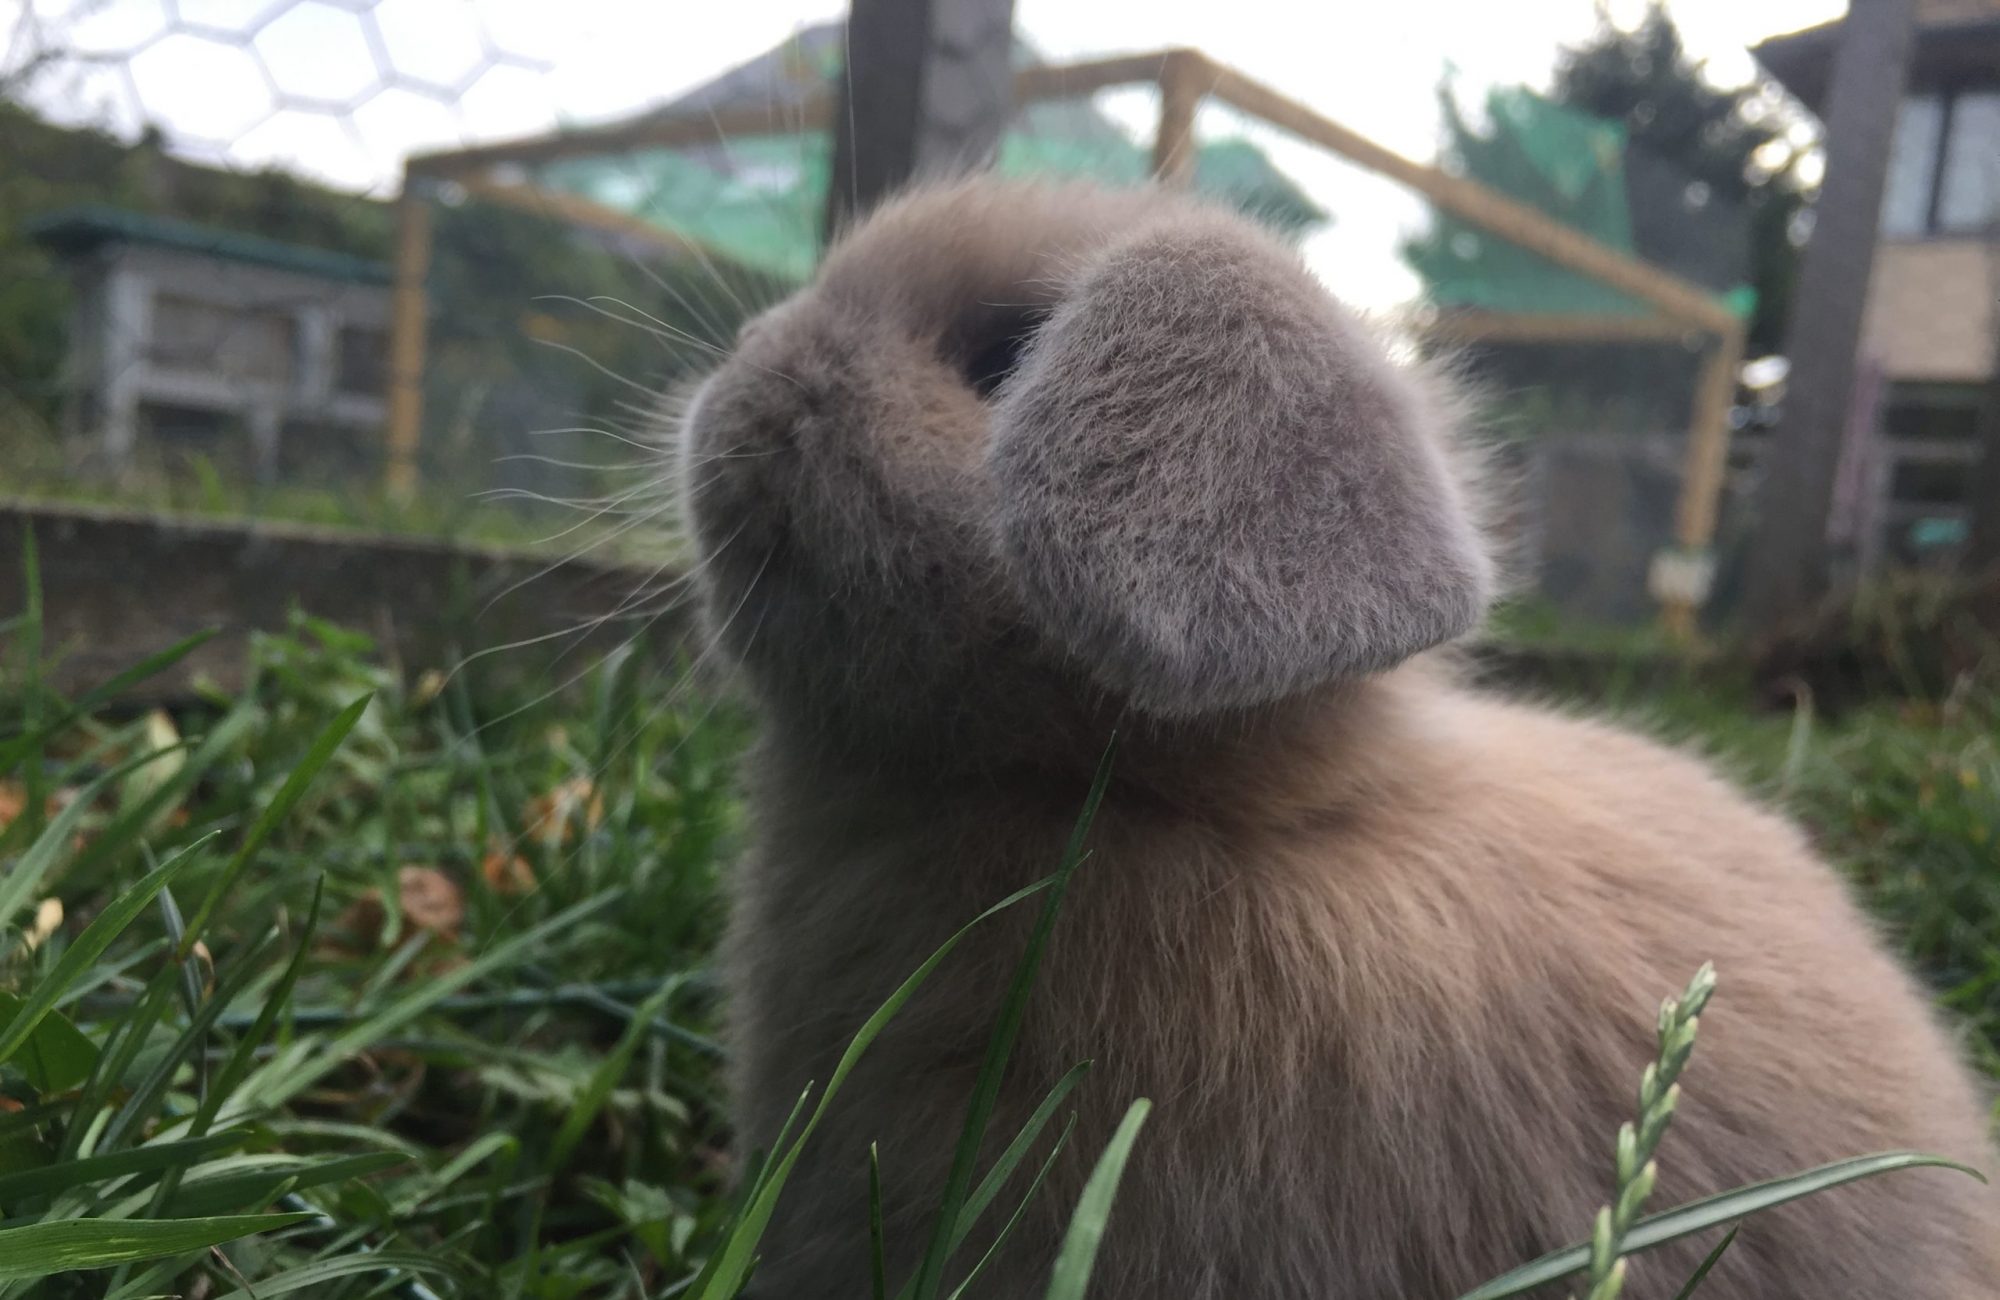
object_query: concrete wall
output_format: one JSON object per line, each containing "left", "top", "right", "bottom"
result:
{"left": 0, "top": 499, "right": 688, "bottom": 700}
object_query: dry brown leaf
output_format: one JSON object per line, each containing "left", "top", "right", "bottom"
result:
{"left": 481, "top": 847, "right": 537, "bottom": 895}
{"left": 0, "top": 781, "right": 24, "bottom": 831}
{"left": 524, "top": 776, "right": 605, "bottom": 846}
{"left": 397, "top": 866, "right": 465, "bottom": 938}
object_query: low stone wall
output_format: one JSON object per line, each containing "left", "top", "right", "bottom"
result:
{"left": 0, "top": 499, "right": 688, "bottom": 700}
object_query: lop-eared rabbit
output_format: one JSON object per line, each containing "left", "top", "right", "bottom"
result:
{"left": 675, "top": 180, "right": 2000, "bottom": 1298}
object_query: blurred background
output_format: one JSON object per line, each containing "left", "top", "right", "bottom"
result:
{"left": 2, "top": 5, "right": 1999, "bottom": 1296}
{"left": 5, "top": 0, "right": 1995, "bottom": 689}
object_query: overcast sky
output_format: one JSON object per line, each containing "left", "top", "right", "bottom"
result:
{"left": 5, "top": 0, "right": 1844, "bottom": 308}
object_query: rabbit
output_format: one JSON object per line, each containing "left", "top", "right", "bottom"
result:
{"left": 671, "top": 177, "right": 2000, "bottom": 1299}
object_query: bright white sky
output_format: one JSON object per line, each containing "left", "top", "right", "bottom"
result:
{"left": 4, "top": 0, "right": 1844, "bottom": 308}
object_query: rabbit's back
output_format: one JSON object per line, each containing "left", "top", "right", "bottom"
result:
{"left": 726, "top": 674, "right": 2000, "bottom": 1299}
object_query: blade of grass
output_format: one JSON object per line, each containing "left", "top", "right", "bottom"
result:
{"left": 946, "top": 1114, "right": 1076, "bottom": 1300}
{"left": 0, "top": 837, "right": 211, "bottom": 1069}
{"left": 390, "top": 1132, "right": 520, "bottom": 1217}
{"left": 689, "top": 876, "right": 1059, "bottom": 1300}
{"left": 177, "top": 692, "right": 374, "bottom": 954}
{"left": 65, "top": 704, "right": 260, "bottom": 892}
{"left": 208, "top": 1250, "right": 457, "bottom": 1298}
{"left": 1455, "top": 1152, "right": 1983, "bottom": 1300}
{"left": 61, "top": 967, "right": 181, "bottom": 1162}
{"left": 676, "top": 1084, "right": 816, "bottom": 1300}
{"left": 0, "top": 1212, "right": 314, "bottom": 1281}
{"left": 16, "top": 523, "right": 45, "bottom": 842}
{"left": 0, "top": 1131, "right": 250, "bottom": 1206}
{"left": 889, "top": 1060, "right": 1096, "bottom": 1300}
{"left": 869, "top": 1143, "right": 887, "bottom": 1300}
{"left": 549, "top": 978, "right": 684, "bottom": 1169}
{"left": 201, "top": 877, "right": 325, "bottom": 1123}
{"left": 246, "top": 890, "right": 622, "bottom": 1109}
{"left": 909, "top": 743, "right": 1116, "bottom": 1300}
{"left": 1041, "top": 1098, "right": 1150, "bottom": 1300}
{"left": 0, "top": 631, "right": 219, "bottom": 775}
{"left": 98, "top": 925, "right": 279, "bottom": 1153}
{"left": 0, "top": 751, "right": 182, "bottom": 931}
{"left": 952, "top": 1061, "right": 1090, "bottom": 1257}
{"left": 148, "top": 1151, "right": 409, "bottom": 1219}
{"left": 1671, "top": 1225, "right": 1740, "bottom": 1300}
{"left": 9, "top": 998, "right": 97, "bottom": 1094}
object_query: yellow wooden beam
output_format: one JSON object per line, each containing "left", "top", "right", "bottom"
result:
{"left": 1188, "top": 52, "right": 1738, "bottom": 337}
{"left": 384, "top": 186, "right": 432, "bottom": 503}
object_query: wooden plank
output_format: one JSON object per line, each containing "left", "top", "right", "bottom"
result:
{"left": 1189, "top": 52, "right": 1739, "bottom": 336}
{"left": 1149, "top": 48, "right": 1202, "bottom": 185}
{"left": 1014, "top": 51, "right": 1179, "bottom": 102}
{"left": 384, "top": 187, "right": 431, "bottom": 502}
{"left": 1661, "top": 322, "right": 1746, "bottom": 642}
{"left": 452, "top": 174, "right": 708, "bottom": 256}
{"left": 1424, "top": 310, "right": 1695, "bottom": 345}
{"left": 410, "top": 52, "right": 1174, "bottom": 181}
{"left": 411, "top": 98, "right": 838, "bottom": 178}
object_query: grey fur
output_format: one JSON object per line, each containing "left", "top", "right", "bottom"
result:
{"left": 672, "top": 178, "right": 2000, "bottom": 1299}
{"left": 991, "top": 207, "right": 1492, "bottom": 714}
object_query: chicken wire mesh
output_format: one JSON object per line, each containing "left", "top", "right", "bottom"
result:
{"left": 2, "top": 0, "right": 775, "bottom": 546}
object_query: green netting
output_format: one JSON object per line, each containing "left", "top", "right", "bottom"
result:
{"left": 540, "top": 99, "right": 1324, "bottom": 285}
{"left": 1403, "top": 85, "right": 1653, "bottom": 316}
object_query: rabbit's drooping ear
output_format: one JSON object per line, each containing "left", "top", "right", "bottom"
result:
{"left": 989, "top": 209, "right": 1493, "bottom": 717}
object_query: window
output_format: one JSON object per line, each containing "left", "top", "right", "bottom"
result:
{"left": 335, "top": 325, "right": 388, "bottom": 397}
{"left": 149, "top": 294, "right": 296, "bottom": 385}
{"left": 1881, "top": 87, "right": 2000, "bottom": 237}
{"left": 1937, "top": 91, "right": 2000, "bottom": 232}
{"left": 1881, "top": 95, "right": 1943, "bottom": 236}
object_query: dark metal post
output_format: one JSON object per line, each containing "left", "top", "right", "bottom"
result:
{"left": 1746, "top": 0, "right": 1918, "bottom": 623}
{"left": 822, "top": 0, "right": 1018, "bottom": 239}
{"left": 1967, "top": 226, "right": 2000, "bottom": 574}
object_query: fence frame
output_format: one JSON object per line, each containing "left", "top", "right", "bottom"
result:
{"left": 391, "top": 46, "right": 1747, "bottom": 634}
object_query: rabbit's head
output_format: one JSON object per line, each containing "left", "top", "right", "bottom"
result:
{"left": 676, "top": 180, "right": 1493, "bottom": 768}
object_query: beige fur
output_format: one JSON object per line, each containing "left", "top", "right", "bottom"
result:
{"left": 674, "top": 178, "right": 2000, "bottom": 1298}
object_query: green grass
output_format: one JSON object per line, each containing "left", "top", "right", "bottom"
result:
{"left": 1, "top": 598, "right": 749, "bottom": 1296}
{"left": 0, "top": 566, "right": 1992, "bottom": 1296}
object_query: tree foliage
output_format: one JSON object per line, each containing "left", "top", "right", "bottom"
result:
{"left": 1551, "top": 2, "right": 1815, "bottom": 356}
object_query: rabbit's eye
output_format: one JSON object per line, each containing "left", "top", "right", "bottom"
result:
{"left": 958, "top": 308, "right": 1048, "bottom": 399}
{"left": 963, "top": 330, "right": 1031, "bottom": 398}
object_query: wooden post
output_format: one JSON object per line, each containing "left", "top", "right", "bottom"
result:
{"left": 1195, "top": 54, "right": 1737, "bottom": 336}
{"left": 1746, "top": 0, "right": 1918, "bottom": 623}
{"left": 1966, "top": 231, "right": 2000, "bottom": 575}
{"left": 1150, "top": 49, "right": 1203, "bottom": 185}
{"left": 385, "top": 182, "right": 432, "bottom": 503}
{"left": 823, "top": 0, "right": 1019, "bottom": 238}
{"left": 1661, "top": 322, "right": 1747, "bottom": 641}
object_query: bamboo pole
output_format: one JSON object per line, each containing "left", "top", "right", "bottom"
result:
{"left": 1423, "top": 310, "right": 1697, "bottom": 346}
{"left": 384, "top": 183, "right": 432, "bottom": 503}
{"left": 1661, "top": 322, "right": 1747, "bottom": 641}
{"left": 408, "top": 53, "right": 1178, "bottom": 180}
{"left": 1190, "top": 53, "right": 1737, "bottom": 337}
{"left": 1150, "top": 48, "right": 1203, "bottom": 185}
{"left": 451, "top": 175, "right": 708, "bottom": 255}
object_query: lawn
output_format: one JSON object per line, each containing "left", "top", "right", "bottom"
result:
{"left": 0, "top": 557, "right": 1994, "bottom": 1297}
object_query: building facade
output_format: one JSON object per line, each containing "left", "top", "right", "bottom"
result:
{"left": 1757, "top": 0, "right": 2000, "bottom": 570}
